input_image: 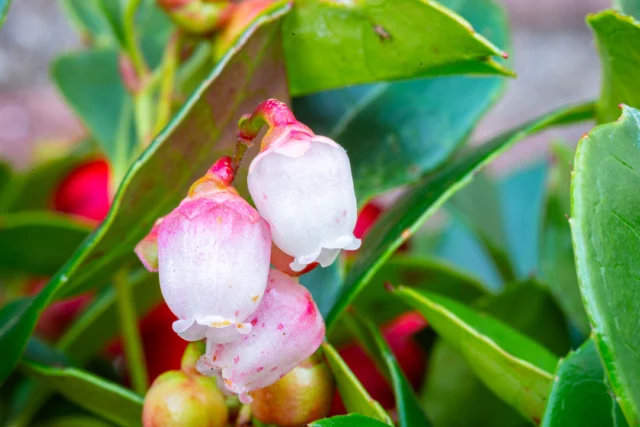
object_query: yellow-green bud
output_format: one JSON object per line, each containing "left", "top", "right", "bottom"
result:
{"left": 180, "top": 341, "right": 206, "bottom": 376}
{"left": 142, "top": 370, "right": 228, "bottom": 427}
{"left": 250, "top": 352, "right": 335, "bottom": 427}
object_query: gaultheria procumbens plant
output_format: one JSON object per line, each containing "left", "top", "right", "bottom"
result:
{"left": 2, "top": 0, "right": 640, "bottom": 425}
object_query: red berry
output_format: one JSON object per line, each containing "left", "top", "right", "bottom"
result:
{"left": 354, "top": 202, "right": 383, "bottom": 239}
{"left": 53, "top": 158, "right": 110, "bottom": 222}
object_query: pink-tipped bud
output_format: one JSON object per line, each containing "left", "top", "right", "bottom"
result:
{"left": 134, "top": 158, "right": 271, "bottom": 344}
{"left": 157, "top": 0, "right": 231, "bottom": 35}
{"left": 143, "top": 370, "right": 228, "bottom": 427}
{"left": 250, "top": 352, "right": 335, "bottom": 427}
{"left": 197, "top": 269, "right": 325, "bottom": 404}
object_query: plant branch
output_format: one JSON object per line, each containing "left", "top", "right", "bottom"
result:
{"left": 123, "top": 0, "right": 148, "bottom": 78}
{"left": 114, "top": 268, "right": 148, "bottom": 395}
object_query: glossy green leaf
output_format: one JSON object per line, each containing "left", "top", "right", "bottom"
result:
{"left": 358, "top": 315, "right": 431, "bottom": 427}
{"left": 615, "top": 0, "right": 640, "bottom": 20}
{"left": 283, "top": 0, "right": 511, "bottom": 96}
{"left": 21, "top": 362, "right": 142, "bottom": 427}
{"left": 589, "top": 10, "right": 640, "bottom": 123}
{"left": 0, "top": 213, "right": 91, "bottom": 276}
{"left": 422, "top": 280, "right": 569, "bottom": 427}
{"left": 300, "top": 259, "right": 344, "bottom": 318}
{"left": 310, "top": 414, "right": 392, "bottom": 427}
{"left": 52, "top": 48, "right": 134, "bottom": 165}
{"left": 542, "top": 339, "right": 628, "bottom": 427}
{"left": 329, "top": 255, "right": 489, "bottom": 345}
{"left": 541, "top": 143, "right": 589, "bottom": 333}
{"left": 423, "top": 340, "right": 526, "bottom": 427}
{"left": 396, "top": 288, "right": 558, "bottom": 423}
{"left": 327, "top": 102, "right": 596, "bottom": 329}
{"left": 9, "top": 273, "right": 161, "bottom": 427}
{"left": 321, "top": 343, "right": 392, "bottom": 425}
{"left": 0, "top": 2, "right": 291, "bottom": 384}
{"left": 572, "top": 105, "right": 640, "bottom": 424}
{"left": 293, "top": 0, "right": 509, "bottom": 202}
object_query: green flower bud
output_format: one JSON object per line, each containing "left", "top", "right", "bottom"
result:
{"left": 250, "top": 352, "right": 335, "bottom": 427}
{"left": 143, "top": 370, "right": 228, "bottom": 427}
{"left": 181, "top": 341, "right": 206, "bottom": 376}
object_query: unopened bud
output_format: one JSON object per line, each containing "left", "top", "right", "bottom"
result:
{"left": 143, "top": 370, "right": 228, "bottom": 427}
{"left": 250, "top": 352, "right": 335, "bottom": 427}
{"left": 157, "top": 0, "right": 231, "bottom": 35}
{"left": 181, "top": 341, "right": 206, "bottom": 376}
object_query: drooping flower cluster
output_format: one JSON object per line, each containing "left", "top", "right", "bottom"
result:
{"left": 135, "top": 99, "right": 360, "bottom": 403}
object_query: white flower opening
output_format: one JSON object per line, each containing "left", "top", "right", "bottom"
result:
{"left": 248, "top": 135, "right": 361, "bottom": 271}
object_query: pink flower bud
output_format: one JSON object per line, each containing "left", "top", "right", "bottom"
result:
{"left": 243, "top": 100, "right": 360, "bottom": 272}
{"left": 135, "top": 158, "right": 272, "bottom": 343}
{"left": 196, "top": 269, "right": 325, "bottom": 404}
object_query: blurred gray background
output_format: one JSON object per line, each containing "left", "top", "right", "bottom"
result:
{"left": 0, "top": 0, "right": 610, "bottom": 172}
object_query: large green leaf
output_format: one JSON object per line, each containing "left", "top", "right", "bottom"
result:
{"left": 326, "top": 102, "right": 596, "bottom": 329}
{"left": 0, "top": 213, "right": 91, "bottom": 276}
{"left": 571, "top": 105, "right": 640, "bottom": 424}
{"left": 310, "top": 414, "right": 392, "bottom": 427}
{"left": 0, "top": 2, "right": 291, "bottom": 385}
{"left": 358, "top": 315, "right": 431, "bottom": 427}
{"left": 422, "top": 280, "right": 569, "bottom": 427}
{"left": 396, "top": 288, "right": 558, "bottom": 424}
{"left": 589, "top": 10, "right": 640, "bottom": 123}
{"left": 293, "top": 0, "right": 509, "bottom": 202}
{"left": 615, "top": 0, "right": 640, "bottom": 20}
{"left": 542, "top": 339, "right": 628, "bottom": 427}
{"left": 283, "top": 0, "right": 511, "bottom": 96}
{"left": 541, "top": 143, "right": 589, "bottom": 333}
{"left": 321, "top": 343, "right": 391, "bottom": 424}
{"left": 21, "top": 362, "right": 142, "bottom": 427}
{"left": 52, "top": 48, "right": 134, "bottom": 166}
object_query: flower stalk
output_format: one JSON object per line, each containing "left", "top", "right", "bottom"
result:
{"left": 114, "top": 267, "right": 149, "bottom": 394}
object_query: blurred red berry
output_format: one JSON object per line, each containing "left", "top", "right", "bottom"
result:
{"left": 354, "top": 201, "right": 383, "bottom": 239}
{"left": 53, "top": 158, "right": 111, "bottom": 222}
{"left": 331, "top": 312, "right": 428, "bottom": 413}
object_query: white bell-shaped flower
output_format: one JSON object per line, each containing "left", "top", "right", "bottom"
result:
{"left": 135, "top": 157, "right": 272, "bottom": 343}
{"left": 248, "top": 133, "right": 360, "bottom": 272}
{"left": 196, "top": 268, "right": 325, "bottom": 404}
